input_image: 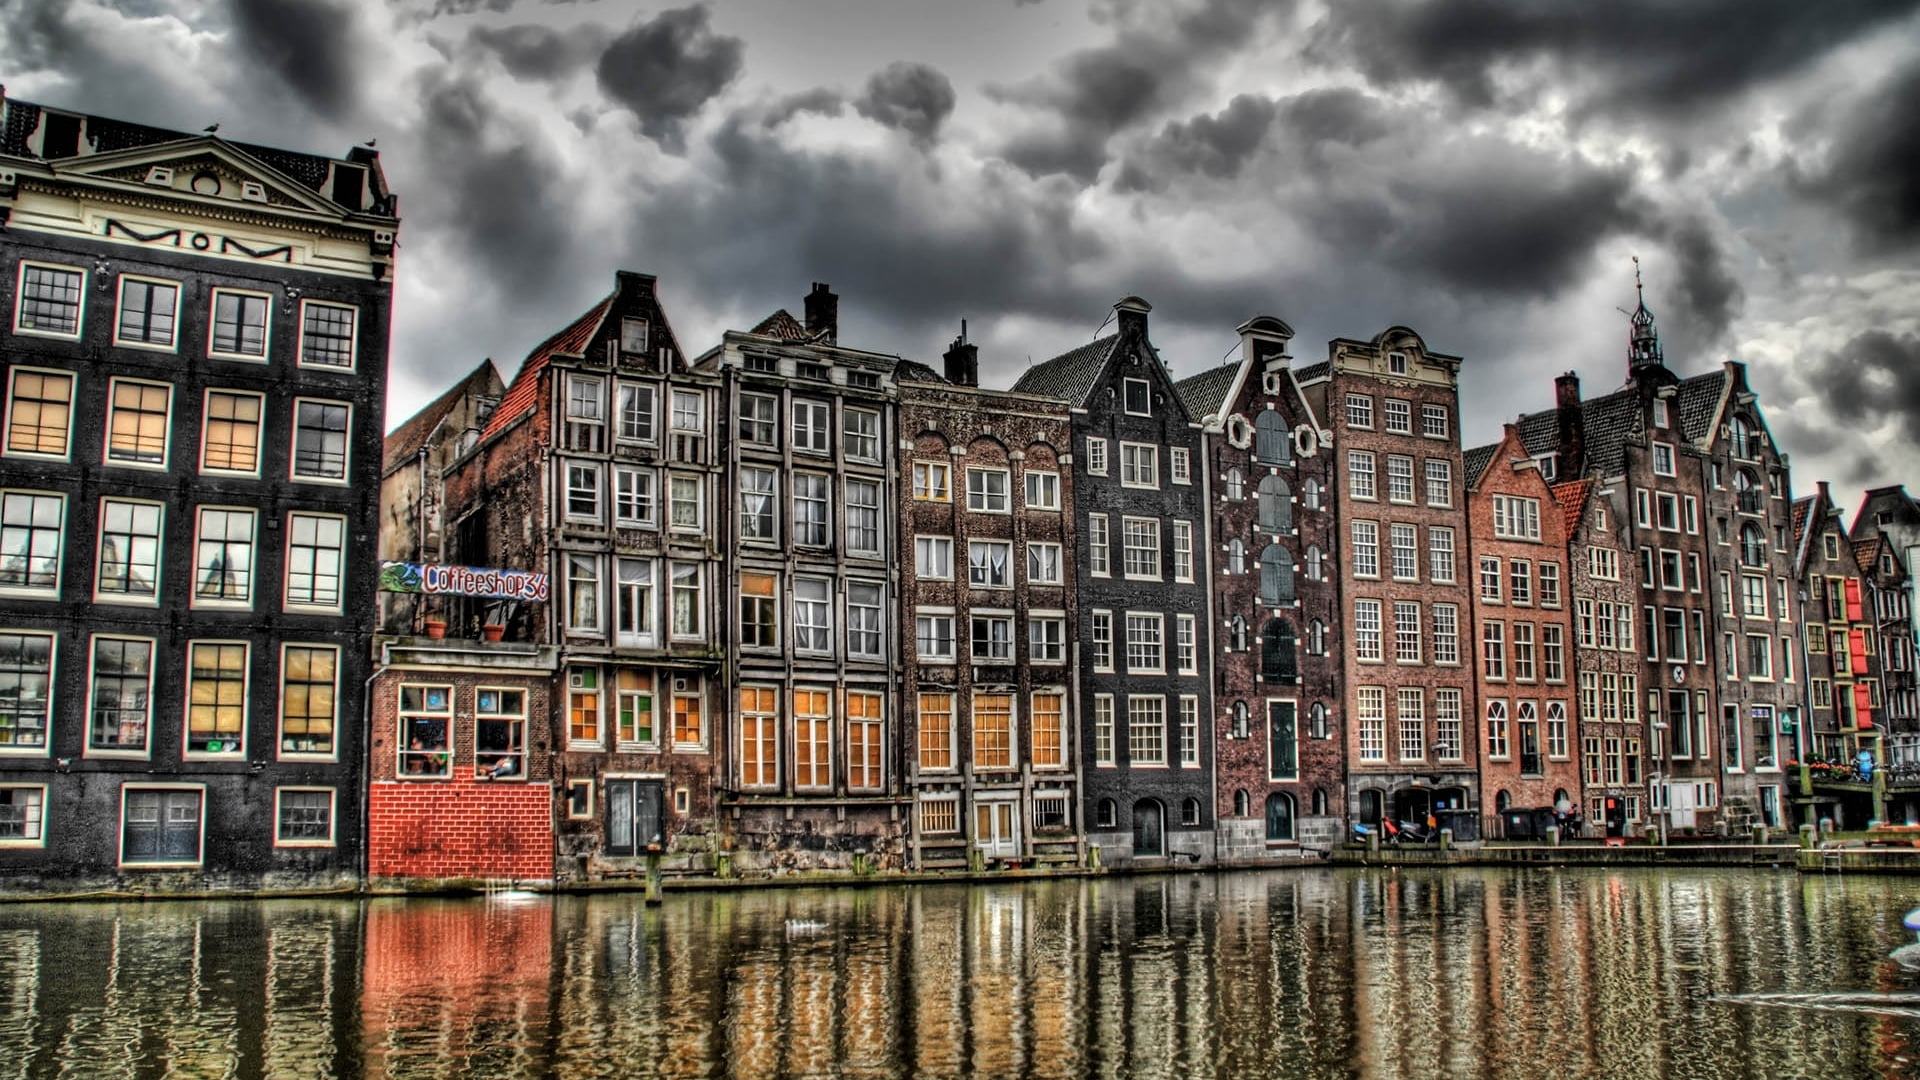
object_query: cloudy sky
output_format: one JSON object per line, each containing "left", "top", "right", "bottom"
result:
{"left": 7, "top": 0, "right": 1918, "bottom": 508}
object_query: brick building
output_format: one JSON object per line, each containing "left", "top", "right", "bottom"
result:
{"left": 1795, "top": 483, "right": 1885, "bottom": 825}
{"left": 0, "top": 94, "right": 395, "bottom": 890}
{"left": 1177, "top": 315, "right": 1344, "bottom": 856}
{"left": 1852, "top": 486, "right": 1920, "bottom": 766}
{"left": 898, "top": 331, "right": 1082, "bottom": 868}
{"left": 1012, "top": 297, "right": 1216, "bottom": 865}
{"left": 1464, "top": 425, "right": 1579, "bottom": 832}
{"left": 1300, "top": 327, "right": 1477, "bottom": 834}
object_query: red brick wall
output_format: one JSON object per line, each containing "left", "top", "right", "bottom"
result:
{"left": 368, "top": 777, "right": 554, "bottom": 881}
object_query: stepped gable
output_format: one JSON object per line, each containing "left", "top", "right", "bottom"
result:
{"left": 481, "top": 295, "right": 613, "bottom": 441}
{"left": 383, "top": 360, "right": 499, "bottom": 475}
{"left": 1011, "top": 334, "right": 1119, "bottom": 406}
{"left": 1174, "top": 362, "right": 1239, "bottom": 420}
{"left": 1463, "top": 443, "right": 1500, "bottom": 488}
{"left": 1550, "top": 479, "right": 1596, "bottom": 537}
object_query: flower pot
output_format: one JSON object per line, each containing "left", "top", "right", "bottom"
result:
{"left": 481, "top": 623, "right": 506, "bottom": 643}
{"left": 423, "top": 618, "right": 447, "bottom": 640}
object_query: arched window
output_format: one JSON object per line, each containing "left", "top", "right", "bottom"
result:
{"left": 1260, "top": 545, "right": 1295, "bottom": 604}
{"left": 1230, "top": 615, "right": 1248, "bottom": 652}
{"left": 1310, "top": 701, "right": 1329, "bottom": 739}
{"left": 1262, "top": 619, "right": 1298, "bottom": 682}
{"left": 1265, "top": 793, "right": 1296, "bottom": 842}
{"left": 1256, "top": 411, "right": 1291, "bottom": 464}
{"left": 1309, "top": 619, "right": 1326, "bottom": 656}
{"left": 1312, "top": 788, "right": 1328, "bottom": 816}
{"left": 1097, "top": 799, "right": 1117, "bottom": 829}
{"left": 1302, "top": 477, "right": 1321, "bottom": 510}
{"left": 1232, "top": 700, "right": 1250, "bottom": 739}
{"left": 1741, "top": 523, "right": 1766, "bottom": 567}
{"left": 1359, "top": 789, "right": 1383, "bottom": 826}
{"left": 1228, "top": 538, "right": 1246, "bottom": 574}
{"left": 1735, "top": 468, "right": 1760, "bottom": 513}
{"left": 1234, "top": 789, "right": 1250, "bottom": 816}
{"left": 1181, "top": 797, "right": 1202, "bottom": 827}
{"left": 1731, "top": 416, "right": 1756, "bottom": 459}
{"left": 1226, "top": 468, "right": 1245, "bottom": 501}
{"left": 1495, "top": 790, "right": 1511, "bottom": 813}
{"left": 1257, "top": 474, "right": 1292, "bottom": 533}
{"left": 1305, "top": 545, "right": 1324, "bottom": 581}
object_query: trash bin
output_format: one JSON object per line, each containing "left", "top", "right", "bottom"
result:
{"left": 1502, "top": 810, "right": 1536, "bottom": 840}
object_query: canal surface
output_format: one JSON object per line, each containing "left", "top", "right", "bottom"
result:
{"left": 1, "top": 868, "right": 1918, "bottom": 1078}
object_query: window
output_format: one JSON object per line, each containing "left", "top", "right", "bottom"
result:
{"left": 669, "top": 474, "right": 701, "bottom": 531}
{"left": 0, "top": 785, "right": 46, "bottom": 844}
{"left": 103, "top": 379, "right": 171, "bottom": 467}
{"left": 912, "top": 461, "right": 951, "bottom": 502}
{"left": 847, "top": 691, "right": 883, "bottom": 790}
{"left": 1031, "top": 614, "right": 1067, "bottom": 663}
{"left": 1229, "top": 538, "right": 1246, "bottom": 575}
{"left": 673, "top": 678, "right": 705, "bottom": 746}
{"left": 845, "top": 479, "right": 881, "bottom": 555}
{"left": 1483, "top": 621, "right": 1507, "bottom": 680}
{"left": 793, "top": 578, "right": 831, "bottom": 652}
{"left": 1352, "top": 521, "right": 1379, "bottom": 578}
{"left": 122, "top": 788, "right": 203, "bottom": 866}
{"left": 1255, "top": 411, "right": 1291, "bottom": 464}
{"left": 565, "top": 555, "right": 602, "bottom": 634}
{"left": 1538, "top": 562, "right": 1561, "bottom": 607}
{"left": 1031, "top": 692, "right": 1065, "bottom": 769}
{"left": 566, "top": 462, "right": 602, "bottom": 521}
{"left": 1028, "top": 541, "right": 1064, "bottom": 585}
{"left": 1480, "top": 556, "right": 1503, "bottom": 603}
{"left": 1740, "top": 524, "right": 1767, "bottom": 567}
{"left": 1128, "top": 696, "right": 1166, "bottom": 766}
{"left": 1349, "top": 450, "right": 1376, "bottom": 500}
{"left": 1590, "top": 547, "right": 1619, "bottom": 580}
{"left": 564, "top": 376, "right": 605, "bottom": 451}
{"left": 792, "top": 400, "right": 830, "bottom": 453}
{"left": 969, "top": 540, "right": 1012, "bottom": 588}
{"left": 1742, "top": 575, "right": 1769, "bottom": 619}
{"left": 1176, "top": 614, "right": 1197, "bottom": 673}
{"left": 1510, "top": 560, "right": 1533, "bottom": 605}
{"left": 1747, "top": 634, "right": 1773, "bottom": 679}
{"left": 291, "top": 400, "right": 350, "bottom": 480}
{"left": 1306, "top": 545, "right": 1325, "bottom": 582}
{"left": 1086, "top": 437, "right": 1108, "bottom": 475}
{"left": 739, "top": 571, "right": 777, "bottom": 648}
{"left": 1355, "top": 599, "right": 1383, "bottom": 661}
{"left": 1512, "top": 622, "right": 1535, "bottom": 681}
{"left": 918, "top": 692, "right": 954, "bottom": 771}
{"left": 1346, "top": 394, "right": 1374, "bottom": 429}
{"left": 848, "top": 582, "right": 884, "bottom": 658}
{"left": 15, "top": 263, "right": 83, "bottom": 337}
{"left": 1429, "top": 526, "right": 1456, "bottom": 583}
{"left": 298, "top": 301, "right": 355, "bottom": 368}
{"left": 1123, "top": 517, "right": 1160, "bottom": 579}
{"left": 1652, "top": 442, "right": 1675, "bottom": 477}
{"left": 5, "top": 369, "right": 74, "bottom": 458}
{"left": 1420, "top": 404, "right": 1448, "bottom": 439}
{"left": 1123, "top": 377, "right": 1152, "bottom": 415}
{"left": 1425, "top": 459, "right": 1452, "bottom": 507}
{"left": 1302, "top": 477, "right": 1322, "bottom": 510}
{"left": 0, "top": 492, "right": 62, "bottom": 599}
{"left": 1396, "top": 688, "right": 1425, "bottom": 761}
{"left": 920, "top": 797, "right": 959, "bottom": 833}
{"left": 208, "top": 289, "right": 272, "bottom": 359}
{"left": 1358, "top": 687, "right": 1386, "bottom": 761}
{"left": 0, "top": 633, "right": 53, "bottom": 751}
{"left": 1091, "top": 611, "right": 1114, "bottom": 671}
{"left": 1260, "top": 545, "right": 1294, "bottom": 604}
{"left": 843, "top": 408, "right": 881, "bottom": 462}
{"left": 971, "top": 613, "right": 1014, "bottom": 662}
{"left": 1170, "top": 447, "right": 1191, "bottom": 484}
{"left": 475, "top": 688, "right": 527, "bottom": 779}
{"left": 793, "top": 473, "right": 830, "bottom": 546}
{"left": 620, "top": 383, "right": 658, "bottom": 443}
{"left": 973, "top": 693, "right": 1014, "bottom": 770}
{"left": 1172, "top": 522, "right": 1193, "bottom": 582}
{"left": 192, "top": 507, "right": 254, "bottom": 605}
{"left": 96, "top": 499, "right": 162, "bottom": 601}
{"left": 1390, "top": 523, "right": 1418, "bottom": 581}
{"left": 670, "top": 390, "right": 704, "bottom": 444}
{"left": 613, "top": 467, "right": 656, "bottom": 528}
{"left": 1656, "top": 492, "right": 1680, "bottom": 531}
{"left": 1492, "top": 495, "right": 1541, "bottom": 540}
{"left": 284, "top": 513, "right": 345, "bottom": 610}
{"left": 914, "top": 536, "right": 954, "bottom": 580}
{"left": 1393, "top": 601, "right": 1421, "bottom": 663}
{"left": 186, "top": 641, "right": 248, "bottom": 755}
{"left": 1542, "top": 625, "right": 1565, "bottom": 682}
{"left": 201, "top": 390, "right": 263, "bottom": 474}
{"left": 1486, "top": 700, "right": 1510, "bottom": 759}
{"left": 1121, "top": 443, "right": 1159, "bottom": 489}
{"left": 967, "top": 468, "right": 1010, "bottom": 512}
{"left": 1180, "top": 696, "right": 1201, "bottom": 767}
{"left": 1257, "top": 475, "right": 1292, "bottom": 534}
{"left": 1382, "top": 398, "right": 1412, "bottom": 434}
{"left": 793, "top": 689, "right": 832, "bottom": 790}
{"left": 1125, "top": 613, "right": 1164, "bottom": 673}
{"left": 1433, "top": 604, "right": 1459, "bottom": 665}
{"left": 1025, "top": 470, "right": 1061, "bottom": 510}
{"left": 1386, "top": 456, "right": 1414, "bottom": 503}
{"left": 1226, "top": 468, "right": 1245, "bottom": 500}
{"left": 740, "top": 468, "right": 777, "bottom": 540}
{"left": 89, "top": 636, "right": 153, "bottom": 753}
{"left": 916, "top": 611, "right": 955, "bottom": 661}
{"left": 741, "top": 687, "right": 779, "bottom": 780}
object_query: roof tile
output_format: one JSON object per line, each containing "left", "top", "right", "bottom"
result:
{"left": 482, "top": 295, "right": 613, "bottom": 441}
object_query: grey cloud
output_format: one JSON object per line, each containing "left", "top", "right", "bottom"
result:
{"left": 229, "top": 0, "right": 361, "bottom": 120}
{"left": 1806, "top": 330, "right": 1920, "bottom": 447}
{"left": 1277, "top": 87, "right": 1392, "bottom": 149}
{"left": 467, "top": 23, "right": 606, "bottom": 81}
{"left": 1794, "top": 58, "right": 1920, "bottom": 252}
{"left": 1115, "top": 93, "right": 1275, "bottom": 192}
{"left": 595, "top": 4, "right": 743, "bottom": 152}
{"left": 854, "top": 62, "right": 956, "bottom": 146}
{"left": 1308, "top": 0, "right": 1920, "bottom": 120}
{"left": 765, "top": 88, "right": 845, "bottom": 126}
{"left": 1653, "top": 216, "right": 1742, "bottom": 350}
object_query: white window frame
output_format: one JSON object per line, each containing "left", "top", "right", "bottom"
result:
{"left": 199, "top": 389, "right": 265, "bottom": 477}
{"left": 183, "top": 640, "right": 250, "bottom": 758}
{"left": 1024, "top": 470, "right": 1061, "bottom": 510}
{"left": 102, "top": 377, "right": 173, "bottom": 471}
{"left": 13, "top": 261, "right": 86, "bottom": 340}
{"left": 1027, "top": 541, "right": 1064, "bottom": 585}
{"left": 118, "top": 784, "right": 207, "bottom": 869}
{"left": 273, "top": 787, "right": 337, "bottom": 848}
{"left": 296, "top": 299, "right": 358, "bottom": 370}
{"left": 208, "top": 288, "right": 273, "bottom": 362}
{"left": 3, "top": 367, "right": 76, "bottom": 462}
{"left": 283, "top": 511, "right": 347, "bottom": 613}
{"left": 190, "top": 505, "right": 256, "bottom": 609}
{"left": 1120, "top": 443, "right": 1160, "bottom": 489}
{"left": 288, "top": 397, "right": 352, "bottom": 484}
{"left": 967, "top": 467, "right": 1011, "bottom": 513}
{"left": 614, "top": 466, "right": 656, "bottom": 528}
{"left": 0, "top": 783, "right": 48, "bottom": 847}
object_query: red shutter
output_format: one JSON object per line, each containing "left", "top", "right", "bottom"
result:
{"left": 1854, "top": 683, "right": 1874, "bottom": 729}
{"left": 1845, "top": 579, "right": 1864, "bottom": 622}
{"left": 1850, "top": 629, "right": 1869, "bottom": 674}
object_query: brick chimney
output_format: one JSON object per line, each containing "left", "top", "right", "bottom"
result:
{"left": 943, "top": 320, "right": 978, "bottom": 388}
{"left": 1555, "top": 371, "right": 1584, "bottom": 479}
{"left": 1113, "top": 295, "right": 1151, "bottom": 341}
{"left": 804, "top": 282, "right": 838, "bottom": 344}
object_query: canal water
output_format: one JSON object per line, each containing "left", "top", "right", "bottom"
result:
{"left": 1, "top": 868, "right": 1918, "bottom": 1078}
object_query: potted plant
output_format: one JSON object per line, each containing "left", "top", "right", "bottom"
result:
{"left": 481, "top": 622, "right": 506, "bottom": 643}
{"left": 423, "top": 616, "right": 447, "bottom": 639}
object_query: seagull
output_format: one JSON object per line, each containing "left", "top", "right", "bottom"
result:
{"left": 203, "top": 122, "right": 220, "bottom": 134}
{"left": 363, "top": 138, "right": 377, "bottom": 148}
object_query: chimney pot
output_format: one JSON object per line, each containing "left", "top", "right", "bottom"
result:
{"left": 804, "top": 283, "right": 838, "bottom": 344}
{"left": 943, "top": 320, "right": 979, "bottom": 388}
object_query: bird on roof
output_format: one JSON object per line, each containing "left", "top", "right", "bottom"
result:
{"left": 203, "top": 122, "right": 220, "bottom": 133}
{"left": 363, "top": 138, "right": 376, "bottom": 147}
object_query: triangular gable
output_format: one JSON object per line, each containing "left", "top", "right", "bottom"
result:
{"left": 49, "top": 137, "right": 351, "bottom": 219}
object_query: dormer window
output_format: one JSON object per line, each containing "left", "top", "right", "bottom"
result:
{"left": 1387, "top": 351, "right": 1408, "bottom": 375}
{"left": 1123, "top": 378, "right": 1151, "bottom": 416}
{"left": 620, "top": 318, "right": 649, "bottom": 354}
{"left": 1652, "top": 399, "right": 1670, "bottom": 429}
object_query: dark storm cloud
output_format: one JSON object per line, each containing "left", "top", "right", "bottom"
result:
{"left": 764, "top": 88, "right": 845, "bottom": 126}
{"left": 988, "top": 0, "right": 1286, "bottom": 181}
{"left": 595, "top": 5, "right": 743, "bottom": 152}
{"left": 229, "top": 0, "right": 361, "bottom": 120}
{"left": 467, "top": 23, "right": 606, "bottom": 81}
{"left": 1654, "top": 216, "right": 1742, "bottom": 348}
{"left": 1794, "top": 59, "right": 1920, "bottom": 252}
{"left": 1806, "top": 330, "right": 1920, "bottom": 446}
{"left": 1308, "top": 0, "right": 1920, "bottom": 119}
{"left": 854, "top": 62, "right": 956, "bottom": 147}
{"left": 1114, "top": 93, "right": 1275, "bottom": 192}
{"left": 1277, "top": 88, "right": 1393, "bottom": 149}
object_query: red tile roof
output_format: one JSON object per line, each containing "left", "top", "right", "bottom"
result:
{"left": 751, "top": 308, "right": 811, "bottom": 341}
{"left": 1550, "top": 479, "right": 1594, "bottom": 538}
{"left": 481, "top": 296, "right": 613, "bottom": 441}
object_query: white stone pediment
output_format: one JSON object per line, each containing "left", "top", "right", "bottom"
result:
{"left": 46, "top": 137, "right": 349, "bottom": 220}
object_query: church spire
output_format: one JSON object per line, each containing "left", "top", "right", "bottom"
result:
{"left": 1627, "top": 256, "right": 1663, "bottom": 372}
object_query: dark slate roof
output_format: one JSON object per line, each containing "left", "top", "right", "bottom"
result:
{"left": 1294, "top": 360, "right": 1331, "bottom": 382}
{"left": 1011, "top": 335, "right": 1118, "bottom": 406}
{"left": 1515, "top": 410, "right": 1560, "bottom": 456}
{"left": 1463, "top": 443, "right": 1500, "bottom": 487}
{"left": 894, "top": 358, "right": 946, "bottom": 384}
{"left": 383, "top": 360, "right": 499, "bottom": 475}
{"left": 1676, "top": 370, "right": 1727, "bottom": 442}
{"left": 1174, "top": 363, "right": 1240, "bottom": 420}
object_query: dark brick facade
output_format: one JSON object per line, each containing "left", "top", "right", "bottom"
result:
{"left": 1556, "top": 478, "right": 1649, "bottom": 836}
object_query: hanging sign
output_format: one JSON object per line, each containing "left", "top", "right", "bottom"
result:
{"left": 378, "top": 561, "right": 549, "bottom": 601}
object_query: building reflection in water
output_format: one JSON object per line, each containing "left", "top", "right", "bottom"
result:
{"left": 0, "top": 871, "right": 1917, "bottom": 1077}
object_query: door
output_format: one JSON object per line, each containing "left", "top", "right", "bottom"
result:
{"left": 974, "top": 799, "right": 1019, "bottom": 859}
{"left": 1668, "top": 783, "right": 1697, "bottom": 829}
{"left": 1265, "top": 793, "right": 1295, "bottom": 842}
{"left": 1132, "top": 800, "right": 1165, "bottom": 857}
{"left": 1759, "top": 785, "right": 1781, "bottom": 828}
{"left": 123, "top": 788, "right": 202, "bottom": 864}
{"left": 606, "top": 780, "right": 665, "bottom": 855}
